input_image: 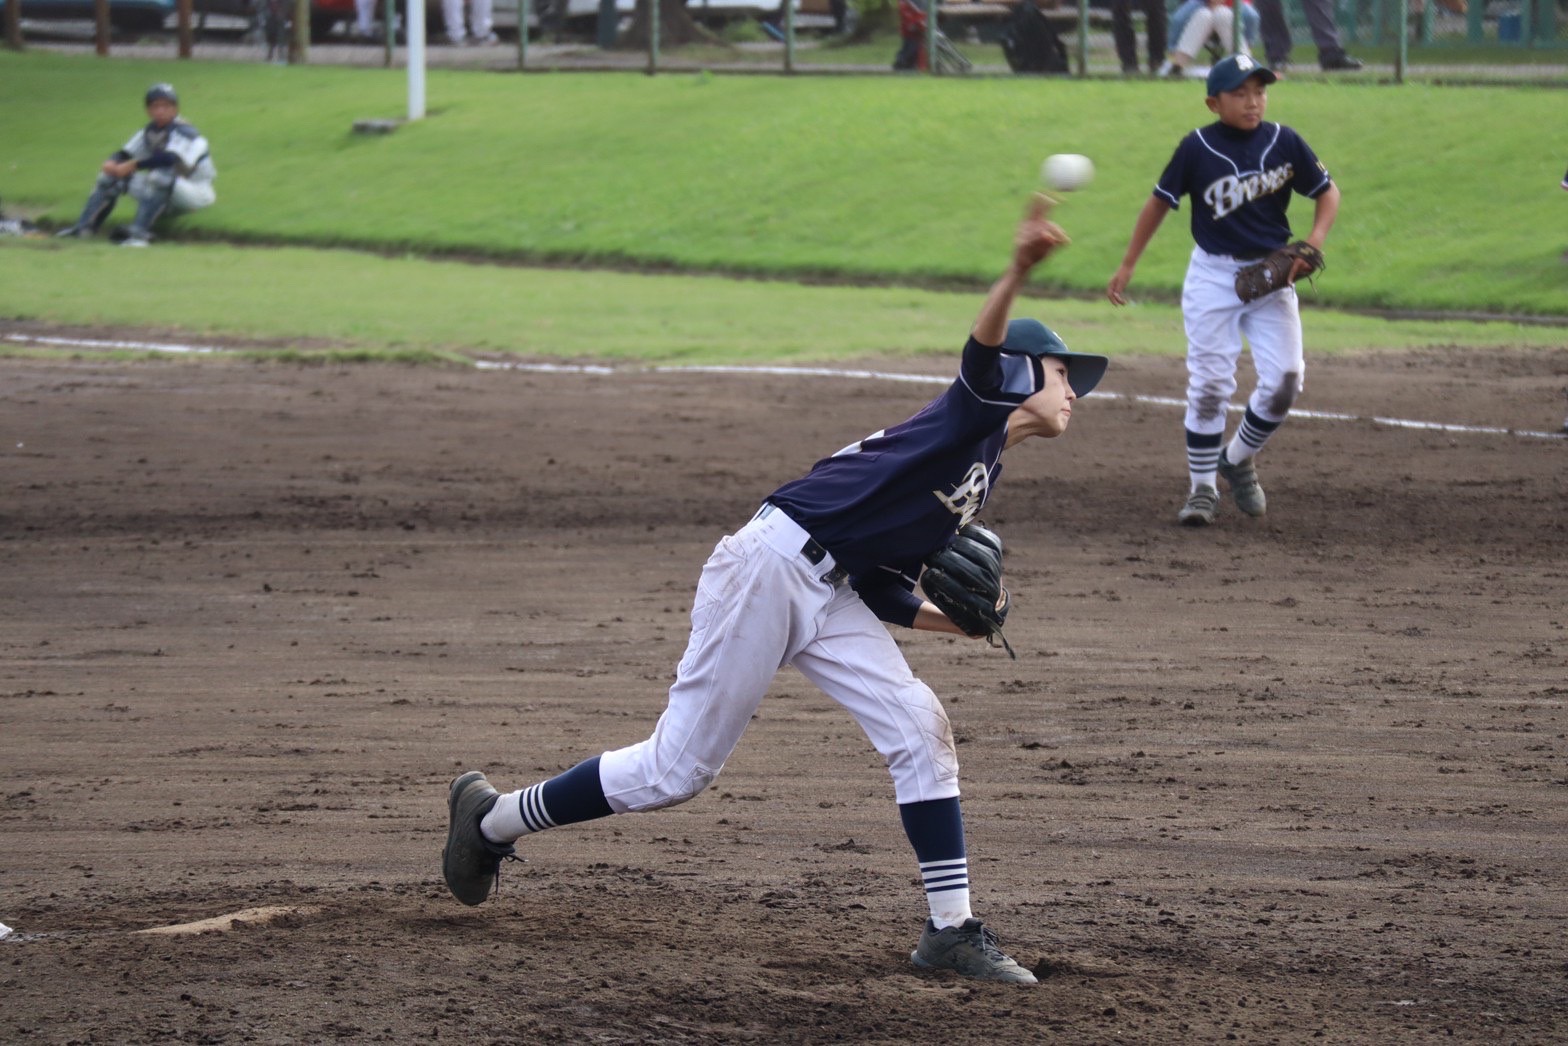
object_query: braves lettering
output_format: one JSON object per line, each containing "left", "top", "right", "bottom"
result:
{"left": 932, "top": 462, "right": 990, "bottom": 525}
{"left": 1203, "top": 163, "right": 1295, "bottom": 219}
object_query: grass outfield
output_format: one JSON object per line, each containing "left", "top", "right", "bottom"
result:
{"left": 2, "top": 239, "right": 1562, "bottom": 365}
{"left": 2, "top": 52, "right": 1564, "bottom": 320}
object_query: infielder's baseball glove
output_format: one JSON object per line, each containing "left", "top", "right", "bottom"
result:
{"left": 922, "top": 522, "right": 1016, "bottom": 659}
{"left": 1234, "top": 241, "right": 1325, "bottom": 303}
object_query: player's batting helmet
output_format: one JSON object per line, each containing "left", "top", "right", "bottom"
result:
{"left": 1003, "top": 318, "right": 1108, "bottom": 398}
{"left": 145, "top": 83, "right": 179, "bottom": 106}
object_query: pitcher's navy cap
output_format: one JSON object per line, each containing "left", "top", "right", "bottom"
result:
{"left": 1003, "top": 319, "right": 1108, "bottom": 398}
{"left": 1206, "top": 54, "right": 1276, "bottom": 96}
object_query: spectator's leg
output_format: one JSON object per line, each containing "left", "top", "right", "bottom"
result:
{"left": 540, "top": 0, "right": 564, "bottom": 40}
{"left": 1164, "top": 0, "right": 1209, "bottom": 69}
{"left": 1173, "top": 4, "right": 1217, "bottom": 60}
{"left": 1300, "top": 0, "right": 1353, "bottom": 63}
{"left": 1143, "top": 0, "right": 1168, "bottom": 70}
{"left": 1208, "top": 5, "right": 1247, "bottom": 55}
{"left": 1110, "top": 0, "right": 1140, "bottom": 71}
{"left": 471, "top": 0, "right": 493, "bottom": 37}
{"left": 441, "top": 0, "right": 465, "bottom": 41}
{"left": 1255, "top": 0, "right": 1292, "bottom": 63}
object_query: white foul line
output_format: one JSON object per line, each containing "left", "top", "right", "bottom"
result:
{"left": 5, "top": 332, "right": 1564, "bottom": 441}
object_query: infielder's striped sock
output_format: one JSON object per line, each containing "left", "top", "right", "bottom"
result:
{"left": 1224, "top": 408, "right": 1282, "bottom": 466}
{"left": 480, "top": 755, "right": 614, "bottom": 844}
{"left": 1185, "top": 428, "right": 1224, "bottom": 490}
{"left": 899, "top": 797, "right": 973, "bottom": 929}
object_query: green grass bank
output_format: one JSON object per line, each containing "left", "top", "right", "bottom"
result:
{"left": 3, "top": 239, "right": 1563, "bottom": 365}
{"left": 3, "top": 51, "right": 1565, "bottom": 319}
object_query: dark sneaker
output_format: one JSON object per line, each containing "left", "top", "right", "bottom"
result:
{"left": 1177, "top": 484, "right": 1219, "bottom": 526}
{"left": 442, "top": 771, "right": 516, "bottom": 906}
{"left": 1217, "top": 450, "right": 1267, "bottom": 517}
{"left": 911, "top": 918, "right": 1038, "bottom": 984}
{"left": 1320, "top": 54, "right": 1364, "bottom": 71}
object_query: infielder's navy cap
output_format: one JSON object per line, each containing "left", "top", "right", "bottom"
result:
{"left": 1206, "top": 54, "right": 1276, "bottom": 96}
{"left": 145, "top": 82, "right": 179, "bottom": 106}
{"left": 1003, "top": 318, "right": 1108, "bottom": 398}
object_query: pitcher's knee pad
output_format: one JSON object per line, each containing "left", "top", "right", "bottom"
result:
{"left": 884, "top": 682, "right": 960, "bottom": 804}
{"left": 598, "top": 743, "right": 721, "bottom": 815}
{"left": 648, "top": 763, "right": 718, "bottom": 810}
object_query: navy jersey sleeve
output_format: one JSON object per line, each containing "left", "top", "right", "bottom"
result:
{"left": 1153, "top": 131, "right": 1200, "bottom": 210}
{"left": 958, "top": 335, "right": 1044, "bottom": 409}
{"left": 1280, "top": 126, "right": 1333, "bottom": 198}
{"left": 852, "top": 567, "right": 924, "bottom": 627}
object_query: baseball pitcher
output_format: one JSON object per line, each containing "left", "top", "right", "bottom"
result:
{"left": 443, "top": 197, "right": 1109, "bottom": 984}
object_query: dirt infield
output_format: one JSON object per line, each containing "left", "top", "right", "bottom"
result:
{"left": 3, "top": 339, "right": 1566, "bottom": 1044}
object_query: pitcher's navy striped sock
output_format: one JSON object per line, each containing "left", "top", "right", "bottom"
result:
{"left": 481, "top": 755, "right": 614, "bottom": 844}
{"left": 919, "top": 857, "right": 972, "bottom": 928}
{"left": 900, "top": 797, "right": 972, "bottom": 928}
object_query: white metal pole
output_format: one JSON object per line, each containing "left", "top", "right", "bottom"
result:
{"left": 408, "top": 0, "right": 427, "bottom": 120}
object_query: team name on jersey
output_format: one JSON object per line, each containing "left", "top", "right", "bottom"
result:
{"left": 932, "top": 462, "right": 990, "bottom": 526}
{"left": 1203, "top": 162, "right": 1295, "bottom": 220}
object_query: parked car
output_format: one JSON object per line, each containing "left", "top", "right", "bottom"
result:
{"left": 0, "top": 0, "right": 415, "bottom": 38}
{"left": 0, "top": 0, "right": 176, "bottom": 32}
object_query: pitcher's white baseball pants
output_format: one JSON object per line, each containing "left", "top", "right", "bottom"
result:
{"left": 597, "top": 506, "right": 961, "bottom": 812}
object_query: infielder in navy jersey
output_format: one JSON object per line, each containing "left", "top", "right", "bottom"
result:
{"left": 1107, "top": 54, "right": 1340, "bottom": 526}
{"left": 443, "top": 197, "right": 1108, "bottom": 984}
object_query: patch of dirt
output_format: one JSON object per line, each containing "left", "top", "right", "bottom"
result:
{"left": 2, "top": 336, "right": 1566, "bottom": 1044}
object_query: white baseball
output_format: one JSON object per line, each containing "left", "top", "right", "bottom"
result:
{"left": 1041, "top": 153, "right": 1095, "bottom": 193}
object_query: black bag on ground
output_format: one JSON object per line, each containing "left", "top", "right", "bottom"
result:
{"left": 1001, "top": 1, "right": 1070, "bottom": 73}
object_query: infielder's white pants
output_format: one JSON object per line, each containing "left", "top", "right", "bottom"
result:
{"left": 597, "top": 507, "right": 960, "bottom": 812}
{"left": 1181, "top": 246, "right": 1304, "bottom": 436}
{"left": 442, "top": 0, "right": 492, "bottom": 37}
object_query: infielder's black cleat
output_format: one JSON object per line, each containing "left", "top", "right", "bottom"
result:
{"left": 911, "top": 918, "right": 1038, "bottom": 984}
{"left": 1217, "top": 450, "right": 1267, "bottom": 517}
{"left": 443, "top": 770, "right": 516, "bottom": 906}
{"left": 1177, "top": 484, "right": 1220, "bottom": 526}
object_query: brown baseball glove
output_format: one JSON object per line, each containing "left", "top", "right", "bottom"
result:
{"left": 1234, "top": 241, "right": 1325, "bottom": 304}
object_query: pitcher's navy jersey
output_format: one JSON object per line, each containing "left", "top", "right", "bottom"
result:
{"left": 767, "top": 337, "right": 1045, "bottom": 625}
{"left": 1153, "top": 121, "right": 1331, "bottom": 258}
